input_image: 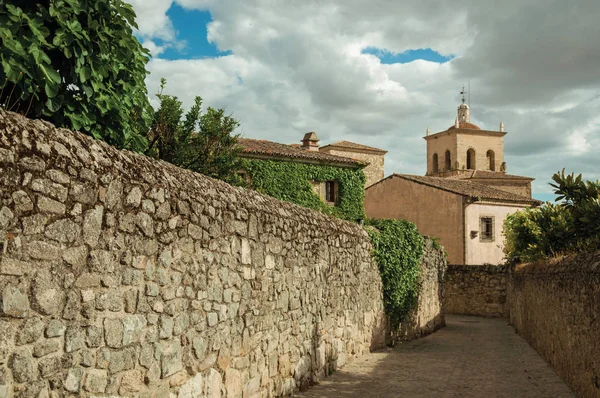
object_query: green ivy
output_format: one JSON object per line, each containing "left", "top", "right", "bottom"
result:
{"left": 365, "top": 218, "right": 424, "bottom": 330}
{"left": 239, "top": 158, "right": 366, "bottom": 222}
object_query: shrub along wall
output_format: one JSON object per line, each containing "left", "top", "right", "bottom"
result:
{"left": 0, "top": 110, "right": 385, "bottom": 397}
{"left": 508, "top": 252, "right": 600, "bottom": 398}
{"left": 397, "top": 237, "right": 447, "bottom": 341}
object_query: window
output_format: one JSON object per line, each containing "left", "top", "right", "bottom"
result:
{"left": 432, "top": 153, "right": 439, "bottom": 173}
{"left": 466, "top": 148, "right": 476, "bottom": 170}
{"left": 445, "top": 150, "right": 451, "bottom": 171}
{"left": 480, "top": 217, "right": 494, "bottom": 242}
{"left": 324, "top": 181, "right": 337, "bottom": 203}
{"left": 237, "top": 169, "right": 251, "bottom": 185}
{"left": 487, "top": 150, "right": 495, "bottom": 171}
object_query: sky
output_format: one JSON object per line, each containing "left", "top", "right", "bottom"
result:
{"left": 129, "top": 0, "right": 600, "bottom": 202}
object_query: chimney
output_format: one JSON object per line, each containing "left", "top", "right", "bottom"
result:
{"left": 301, "top": 132, "right": 319, "bottom": 151}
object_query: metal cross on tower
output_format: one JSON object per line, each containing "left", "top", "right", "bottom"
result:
{"left": 460, "top": 85, "right": 467, "bottom": 104}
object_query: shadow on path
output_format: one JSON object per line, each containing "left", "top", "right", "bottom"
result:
{"left": 300, "top": 315, "right": 574, "bottom": 398}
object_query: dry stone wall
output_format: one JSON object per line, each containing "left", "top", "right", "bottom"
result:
{"left": 0, "top": 110, "right": 385, "bottom": 398}
{"left": 444, "top": 264, "right": 507, "bottom": 317}
{"left": 398, "top": 238, "right": 447, "bottom": 340}
{"left": 508, "top": 253, "right": 600, "bottom": 398}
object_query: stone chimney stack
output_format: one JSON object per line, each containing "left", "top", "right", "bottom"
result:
{"left": 301, "top": 132, "right": 319, "bottom": 151}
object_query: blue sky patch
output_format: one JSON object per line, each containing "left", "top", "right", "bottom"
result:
{"left": 532, "top": 192, "right": 557, "bottom": 203}
{"left": 155, "top": 3, "right": 231, "bottom": 60}
{"left": 362, "top": 47, "right": 454, "bottom": 64}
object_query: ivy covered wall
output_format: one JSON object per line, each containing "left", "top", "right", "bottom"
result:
{"left": 240, "top": 158, "right": 366, "bottom": 222}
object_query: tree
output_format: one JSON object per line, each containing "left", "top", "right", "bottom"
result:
{"left": 503, "top": 170, "right": 600, "bottom": 263}
{"left": 0, "top": 0, "right": 151, "bottom": 151}
{"left": 146, "top": 78, "right": 243, "bottom": 184}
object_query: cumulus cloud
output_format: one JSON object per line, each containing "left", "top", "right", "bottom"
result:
{"left": 131, "top": 0, "right": 600, "bottom": 196}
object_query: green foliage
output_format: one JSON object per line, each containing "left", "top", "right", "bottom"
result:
{"left": 503, "top": 203, "right": 573, "bottom": 263}
{"left": 504, "top": 170, "right": 600, "bottom": 263}
{"left": 0, "top": 0, "right": 151, "bottom": 151}
{"left": 551, "top": 169, "right": 600, "bottom": 243}
{"left": 146, "top": 79, "right": 243, "bottom": 185}
{"left": 240, "top": 158, "right": 366, "bottom": 221}
{"left": 365, "top": 218, "right": 424, "bottom": 330}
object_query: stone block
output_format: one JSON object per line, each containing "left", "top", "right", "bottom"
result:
{"left": 0, "top": 257, "right": 30, "bottom": 276}
{"left": 32, "top": 270, "right": 64, "bottom": 316}
{"left": 89, "top": 250, "right": 116, "bottom": 273}
{"left": 45, "top": 319, "right": 66, "bottom": 338}
{"left": 106, "top": 179, "right": 124, "bottom": 210}
{"left": 46, "top": 169, "right": 70, "bottom": 184}
{"left": 70, "top": 182, "right": 97, "bottom": 205}
{"left": 136, "top": 212, "right": 154, "bottom": 237}
{"left": 160, "top": 341, "right": 183, "bottom": 378}
{"left": 123, "top": 314, "right": 147, "bottom": 346}
{"left": 27, "top": 241, "right": 61, "bottom": 261}
{"left": 65, "top": 326, "right": 85, "bottom": 353}
{"left": 38, "top": 355, "right": 62, "bottom": 378}
{"left": 16, "top": 317, "right": 45, "bottom": 345}
{"left": 10, "top": 350, "right": 35, "bottom": 383}
{"left": 30, "top": 179, "right": 68, "bottom": 202}
{"left": 64, "top": 368, "right": 83, "bottom": 392}
{"left": 83, "top": 206, "right": 104, "bottom": 247}
{"left": 62, "top": 291, "right": 81, "bottom": 320}
{"left": 178, "top": 373, "right": 203, "bottom": 398}
{"left": 159, "top": 315, "right": 174, "bottom": 339}
{"left": 84, "top": 369, "right": 108, "bottom": 393}
{"left": 86, "top": 325, "right": 103, "bottom": 348}
{"left": 108, "top": 347, "right": 136, "bottom": 374}
{"left": 12, "top": 190, "right": 33, "bottom": 213}
{"left": 37, "top": 196, "right": 66, "bottom": 215}
{"left": 1, "top": 285, "right": 30, "bottom": 318}
{"left": 104, "top": 318, "right": 124, "bottom": 349}
{"left": 33, "top": 339, "right": 60, "bottom": 358}
{"left": 126, "top": 186, "right": 143, "bottom": 208}
{"left": 63, "top": 246, "right": 89, "bottom": 268}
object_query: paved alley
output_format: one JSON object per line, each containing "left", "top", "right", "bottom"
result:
{"left": 301, "top": 315, "right": 574, "bottom": 398}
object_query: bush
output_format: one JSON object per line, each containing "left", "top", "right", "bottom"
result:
{"left": 0, "top": 1, "right": 151, "bottom": 151}
{"left": 365, "top": 218, "right": 424, "bottom": 331}
{"left": 504, "top": 170, "right": 600, "bottom": 263}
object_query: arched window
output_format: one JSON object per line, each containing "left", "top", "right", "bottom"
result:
{"left": 445, "top": 150, "right": 451, "bottom": 171}
{"left": 432, "top": 153, "right": 439, "bottom": 174}
{"left": 487, "top": 150, "right": 495, "bottom": 171}
{"left": 467, "top": 148, "right": 476, "bottom": 170}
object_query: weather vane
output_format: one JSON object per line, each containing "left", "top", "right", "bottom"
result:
{"left": 460, "top": 85, "right": 467, "bottom": 104}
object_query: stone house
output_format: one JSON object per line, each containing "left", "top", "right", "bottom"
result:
{"left": 365, "top": 174, "right": 540, "bottom": 265}
{"left": 319, "top": 141, "right": 387, "bottom": 188}
{"left": 365, "top": 95, "right": 541, "bottom": 265}
{"left": 236, "top": 133, "right": 367, "bottom": 219}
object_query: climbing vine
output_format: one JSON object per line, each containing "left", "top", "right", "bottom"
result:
{"left": 239, "top": 158, "right": 366, "bottom": 222}
{"left": 365, "top": 218, "right": 424, "bottom": 330}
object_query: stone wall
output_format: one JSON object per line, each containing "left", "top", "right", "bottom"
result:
{"left": 508, "top": 253, "right": 600, "bottom": 398}
{"left": 444, "top": 264, "right": 507, "bottom": 317}
{"left": 0, "top": 110, "right": 385, "bottom": 398}
{"left": 398, "top": 238, "right": 447, "bottom": 340}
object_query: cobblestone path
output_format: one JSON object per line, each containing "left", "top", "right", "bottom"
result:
{"left": 301, "top": 315, "right": 574, "bottom": 397}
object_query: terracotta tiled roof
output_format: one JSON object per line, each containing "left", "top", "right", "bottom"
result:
{"left": 446, "top": 170, "right": 534, "bottom": 181}
{"left": 447, "top": 121, "right": 481, "bottom": 130}
{"left": 388, "top": 174, "right": 541, "bottom": 205}
{"left": 320, "top": 140, "right": 387, "bottom": 154}
{"left": 238, "top": 138, "right": 364, "bottom": 167}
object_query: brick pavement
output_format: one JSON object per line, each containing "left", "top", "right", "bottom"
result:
{"left": 301, "top": 315, "right": 574, "bottom": 397}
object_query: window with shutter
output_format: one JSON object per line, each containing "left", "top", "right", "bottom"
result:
{"left": 480, "top": 216, "right": 494, "bottom": 242}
